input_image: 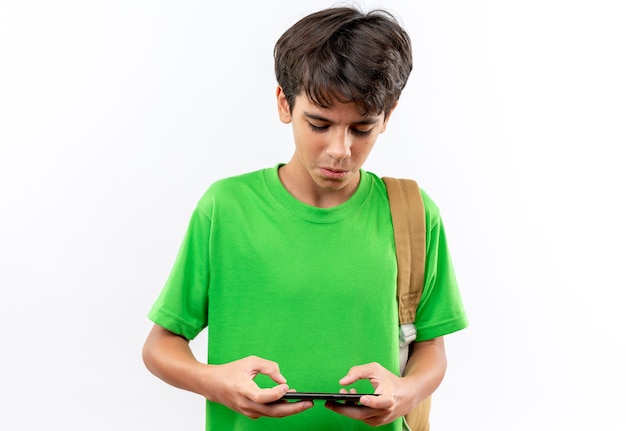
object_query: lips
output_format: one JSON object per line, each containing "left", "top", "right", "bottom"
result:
{"left": 320, "top": 167, "right": 348, "bottom": 179}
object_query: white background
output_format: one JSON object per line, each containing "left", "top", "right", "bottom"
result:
{"left": 1, "top": 1, "right": 624, "bottom": 429}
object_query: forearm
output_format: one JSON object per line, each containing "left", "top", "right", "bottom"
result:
{"left": 402, "top": 337, "right": 447, "bottom": 405}
{"left": 142, "top": 324, "right": 312, "bottom": 418}
{"left": 142, "top": 324, "right": 214, "bottom": 399}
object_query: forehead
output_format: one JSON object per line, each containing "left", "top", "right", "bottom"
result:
{"left": 294, "top": 93, "right": 383, "bottom": 123}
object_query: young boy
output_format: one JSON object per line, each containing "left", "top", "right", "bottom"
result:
{"left": 142, "top": 7, "right": 467, "bottom": 431}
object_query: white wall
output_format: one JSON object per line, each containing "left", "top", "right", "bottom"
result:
{"left": 1, "top": 1, "right": 624, "bottom": 429}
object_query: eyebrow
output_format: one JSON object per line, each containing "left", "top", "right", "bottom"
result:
{"left": 303, "top": 111, "right": 380, "bottom": 125}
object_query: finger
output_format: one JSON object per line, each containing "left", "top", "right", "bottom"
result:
{"left": 325, "top": 401, "right": 377, "bottom": 421}
{"left": 254, "top": 400, "right": 314, "bottom": 418}
{"left": 326, "top": 402, "right": 396, "bottom": 427}
{"left": 246, "top": 356, "right": 287, "bottom": 385}
{"left": 359, "top": 393, "right": 393, "bottom": 409}
{"left": 347, "top": 388, "right": 359, "bottom": 405}
{"left": 246, "top": 383, "right": 289, "bottom": 404}
{"left": 339, "top": 363, "right": 381, "bottom": 386}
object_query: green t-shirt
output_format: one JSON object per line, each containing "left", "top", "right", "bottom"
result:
{"left": 148, "top": 165, "right": 468, "bottom": 430}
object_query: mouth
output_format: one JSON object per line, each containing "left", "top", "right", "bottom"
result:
{"left": 320, "top": 167, "right": 349, "bottom": 179}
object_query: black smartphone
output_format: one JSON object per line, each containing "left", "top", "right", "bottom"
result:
{"left": 280, "top": 392, "right": 378, "bottom": 402}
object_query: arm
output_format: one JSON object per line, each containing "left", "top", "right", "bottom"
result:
{"left": 325, "top": 336, "right": 447, "bottom": 427}
{"left": 402, "top": 336, "right": 447, "bottom": 404}
{"left": 142, "top": 324, "right": 313, "bottom": 419}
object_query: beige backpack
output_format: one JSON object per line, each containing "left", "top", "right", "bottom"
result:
{"left": 383, "top": 177, "right": 431, "bottom": 431}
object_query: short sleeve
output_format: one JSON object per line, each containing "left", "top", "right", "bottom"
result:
{"left": 147, "top": 206, "right": 211, "bottom": 340}
{"left": 413, "top": 190, "right": 468, "bottom": 341}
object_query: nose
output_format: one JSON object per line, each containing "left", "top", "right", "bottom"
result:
{"left": 326, "top": 130, "right": 352, "bottom": 160}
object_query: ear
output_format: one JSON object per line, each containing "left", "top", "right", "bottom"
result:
{"left": 276, "top": 86, "right": 292, "bottom": 124}
{"left": 380, "top": 101, "right": 399, "bottom": 133}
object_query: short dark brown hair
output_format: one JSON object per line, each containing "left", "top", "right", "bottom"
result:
{"left": 274, "top": 7, "right": 413, "bottom": 116}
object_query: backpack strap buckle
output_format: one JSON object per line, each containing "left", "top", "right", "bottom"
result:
{"left": 399, "top": 323, "right": 416, "bottom": 347}
{"left": 398, "top": 323, "right": 416, "bottom": 375}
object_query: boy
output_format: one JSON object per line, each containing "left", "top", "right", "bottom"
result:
{"left": 143, "top": 7, "right": 467, "bottom": 430}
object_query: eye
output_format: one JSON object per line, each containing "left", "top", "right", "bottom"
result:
{"left": 308, "top": 122, "right": 329, "bottom": 133}
{"left": 352, "top": 128, "right": 373, "bottom": 137}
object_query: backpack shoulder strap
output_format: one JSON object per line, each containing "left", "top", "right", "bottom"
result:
{"left": 382, "top": 177, "right": 426, "bottom": 326}
{"left": 382, "top": 177, "right": 433, "bottom": 431}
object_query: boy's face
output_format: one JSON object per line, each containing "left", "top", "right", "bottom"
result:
{"left": 277, "top": 87, "right": 395, "bottom": 205}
